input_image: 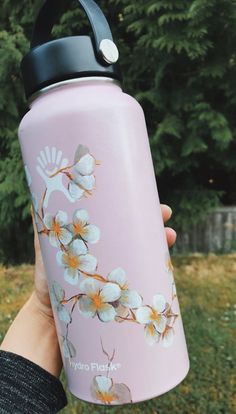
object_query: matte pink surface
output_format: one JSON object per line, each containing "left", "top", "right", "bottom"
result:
{"left": 18, "top": 80, "right": 189, "bottom": 404}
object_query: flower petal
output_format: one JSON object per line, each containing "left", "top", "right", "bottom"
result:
{"left": 43, "top": 213, "right": 53, "bottom": 229}
{"left": 120, "top": 290, "right": 142, "bottom": 309}
{"left": 73, "top": 209, "right": 89, "bottom": 226}
{"left": 153, "top": 315, "right": 167, "bottom": 333}
{"left": 74, "top": 144, "right": 89, "bottom": 163}
{"left": 80, "top": 278, "right": 100, "bottom": 296}
{"left": 58, "top": 304, "right": 71, "bottom": 324}
{"left": 69, "top": 239, "right": 88, "bottom": 256}
{"left": 55, "top": 210, "right": 68, "bottom": 226}
{"left": 93, "top": 376, "right": 113, "bottom": 393}
{"left": 79, "top": 254, "right": 97, "bottom": 274}
{"left": 78, "top": 296, "right": 97, "bottom": 318}
{"left": 64, "top": 268, "right": 79, "bottom": 285}
{"left": 111, "top": 383, "right": 132, "bottom": 404}
{"left": 98, "top": 303, "right": 116, "bottom": 322}
{"left": 50, "top": 281, "right": 65, "bottom": 304}
{"left": 107, "top": 268, "right": 127, "bottom": 287}
{"left": 69, "top": 181, "right": 85, "bottom": 200}
{"left": 83, "top": 225, "right": 100, "bottom": 244}
{"left": 63, "top": 338, "right": 76, "bottom": 358}
{"left": 115, "top": 305, "right": 130, "bottom": 320}
{"left": 49, "top": 231, "right": 60, "bottom": 247}
{"left": 74, "top": 173, "right": 95, "bottom": 191}
{"left": 162, "top": 328, "right": 174, "bottom": 348}
{"left": 56, "top": 251, "right": 64, "bottom": 266}
{"left": 100, "top": 283, "right": 121, "bottom": 302}
{"left": 135, "top": 306, "right": 152, "bottom": 324}
{"left": 144, "top": 324, "right": 161, "bottom": 346}
{"left": 59, "top": 228, "right": 73, "bottom": 246}
{"left": 76, "top": 153, "right": 95, "bottom": 175}
{"left": 153, "top": 294, "right": 166, "bottom": 313}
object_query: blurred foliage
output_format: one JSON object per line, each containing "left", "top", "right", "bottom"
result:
{"left": 1, "top": 0, "right": 236, "bottom": 262}
{"left": 0, "top": 255, "right": 235, "bottom": 413}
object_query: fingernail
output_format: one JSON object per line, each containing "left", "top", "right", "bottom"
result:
{"left": 172, "top": 229, "right": 177, "bottom": 239}
{"left": 165, "top": 205, "right": 172, "bottom": 216}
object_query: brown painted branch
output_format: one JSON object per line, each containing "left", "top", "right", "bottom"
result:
{"left": 116, "top": 316, "right": 139, "bottom": 324}
{"left": 82, "top": 272, "right": 108, "bottom": 283}
{"left": 61, "top": 294, "right": 83, "bottom": 305}
{"left": 50, "top": 163, "right": 75, "bottom": 178}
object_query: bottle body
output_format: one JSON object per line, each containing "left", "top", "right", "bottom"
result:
{"left": 18, "top": 79, "right": 189, "bottom": 405}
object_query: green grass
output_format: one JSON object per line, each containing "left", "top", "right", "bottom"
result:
{"left": 1, "top": 255, "right": 235, "bottom": 414}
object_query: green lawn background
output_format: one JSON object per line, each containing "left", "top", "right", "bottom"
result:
{"left": 0, "top": 255, "right": 235, "bottom": 413}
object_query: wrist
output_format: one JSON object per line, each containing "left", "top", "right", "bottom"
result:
{"left": 1, "top": 291, "right": 62, "bottom": 377}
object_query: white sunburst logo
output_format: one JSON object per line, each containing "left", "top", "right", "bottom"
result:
{"left": 36, "top": 146, "right": 75, "bottom": 208}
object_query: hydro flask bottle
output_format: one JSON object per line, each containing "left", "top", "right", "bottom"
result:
{"left": 18, "top": 0, "right": 189, "bottom": 405}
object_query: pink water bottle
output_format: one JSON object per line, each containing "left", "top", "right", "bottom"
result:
{"left": 18, "top": 0, "right": 189, "bottom": 405}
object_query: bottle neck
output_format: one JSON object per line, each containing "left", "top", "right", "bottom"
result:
{"left": 29, "top": 76, "right": 121, "bottom": 107}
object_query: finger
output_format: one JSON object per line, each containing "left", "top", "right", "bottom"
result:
{"left": 161, "top": 204, "right": 172, "bottom": 223}
{"left": 165, "top": 227, "right": 177, "bottom": 248}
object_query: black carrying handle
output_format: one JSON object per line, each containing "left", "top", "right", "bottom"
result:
{"left": 31, "top": 0, "right": 116, "bottom": 62}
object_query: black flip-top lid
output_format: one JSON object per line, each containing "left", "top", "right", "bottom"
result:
{"left": 21, "top": 0, "right": 121, "bottom": 99}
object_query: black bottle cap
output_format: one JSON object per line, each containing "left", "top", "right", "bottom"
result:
{"left": 21, "top": 0, "right": 121, "bottom": 99}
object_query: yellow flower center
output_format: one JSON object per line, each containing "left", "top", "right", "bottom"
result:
{"left": 65, "top": 254, "right": 79, "bottom": 269}
{"left": 147, "top": 324, "right": 156, "bottom": 335}
{"left": 74, "top": 222, "right": 86, "bottom": 236}
{"left": 92, "top": 294, "right": 103, "bottom": 309}
{"left": 150, "top": 309, "right": 161, "bottom": 324}
{"left": 97, "top": 391, "right": 115, "bottom": 404}
{"left": 52, "top": 220, "right": 62, "bottom": 236}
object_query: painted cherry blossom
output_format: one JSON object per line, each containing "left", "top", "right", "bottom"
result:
{"left": 162, "top": 326, "right": 175, "bottom": 348}
{"left": 57, "top": 239, "right": 97, "bottom": 285}
{"left": 91, "top": 375, "right": 132, "bottom": 405}
{"left": 69, "top": 145, "right": 96, "bottom": 200}
{"left": 50, "top": 281, "right": 71, "bottom": 324}
{"left": 69, "top": 209, "right": 100, "bottom": 244}
{"left": 107, "top": 268, "right": 142, "bottom": 312}
{"left": 78, "top": 278, "right": 121, "bottom": 322}
{"left": 43, "top": 211, "right": 72, "bottom": 248}
{"left": 136, "top": 294, "right": 168, "bottom": 345}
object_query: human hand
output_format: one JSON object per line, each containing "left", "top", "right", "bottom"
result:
{"left": 32, "top": 204, "right": 177, "bottom": 317}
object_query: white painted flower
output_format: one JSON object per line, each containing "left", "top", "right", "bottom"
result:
{"left": 57, "top": 240, "right": 97, "bottom": 285}
{"left": 43, "top": 211, "right": 72, "bottom": 248}
{"left": 162, "top": 326, "right": 174, "bottom": 348}
{"left": 144, "top": 323, "right": 161, "bottom": 346}
{"left": 50, "top": 281, "right": 71, "bottom": 324}
{"left": 91, "top": 376, "right": 132, "bottom": 405}
{"left": 107, "top": 268, "right": 142, "bottom": 309}
{"left": 136, "top": 294, "right": 168, "bottom": 345}
{"left": 69, "top": 209, "right": 100, "bottom": 244}
{"left": 78, "top": 278, "right": 121, "bottom": 322}
{"left": 69, "top": 145, "right": 96, "bottom": 200}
